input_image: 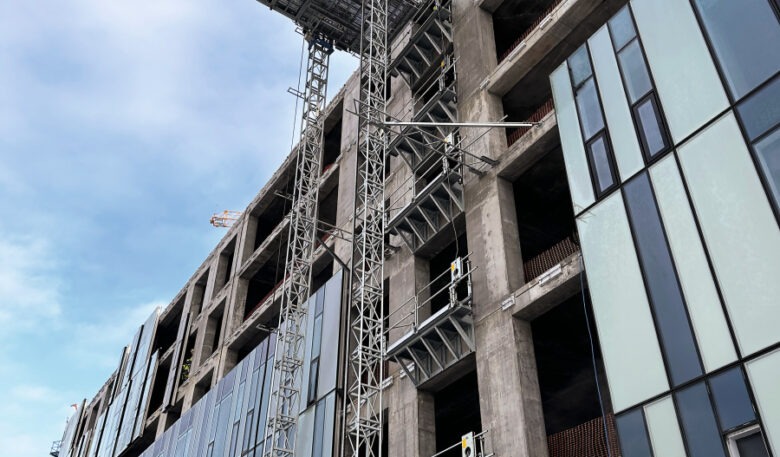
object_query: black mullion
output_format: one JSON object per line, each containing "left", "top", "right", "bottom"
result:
{"left": 670, "top": 150, "right": 743, "bottom": 362}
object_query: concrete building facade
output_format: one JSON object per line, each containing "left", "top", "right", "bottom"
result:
{"left": 54, "top": 0, "right": 780, "bottom": 456}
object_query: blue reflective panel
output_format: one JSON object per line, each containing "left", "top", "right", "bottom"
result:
{"left": 738, "top": 76, "right": 780, "bottom": 141}
{"left": 624, "top": 173, "right": 703, "bottom": 385}
{"left": 576, "top": 78, "right": 606, "bottom": 140}
{"left": 308, "top": 358, "right": 320, "bottom": 404}
{"left": 616, "top": 408, "right": 653, "bottom": 457}
{"left": 676, "top": 382, "right": 727, "bottom": 457}
{"left": 312, "top": 400, "right": 326, "bottom": 457}
{"left": 635, "top": 95, "right": 668, "bottom": 158}
{"left": 618, "top": 40, "right": 653, "bottom": 103}
{"left": 609, "top": 5, "right": 637, "bottom": 50}
{"left": 710, "top": 367, "right": 756, "bottom": 431}
{"left": 755, "top": 128, "right": 780, "bottom": 212}
{"left": 311, "top": 314, "right": 323, "bottom": 357}
{"left": 588, "top": 134, "right": 615, "bottom": 192}
{"left": 692, "top": 0, "right": 780, "bottom": 99}
{"left": 569, "top": 45, "right": 593, "bottom": 87}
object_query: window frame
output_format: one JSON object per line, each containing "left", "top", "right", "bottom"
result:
{"left": 633, "top": 92, "right": 672, "bottom": 162}
{"left": 725, "top": 424, "right": 770, "bottom": 457}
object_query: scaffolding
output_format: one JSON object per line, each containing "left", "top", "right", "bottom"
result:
{"left": 263, "top": 35, "right": 333, "bottom": 457}
{"left": 342, "top": 0, "right": 389, "bottom": 455}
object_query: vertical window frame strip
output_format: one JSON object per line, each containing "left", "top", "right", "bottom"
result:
{"left": 610, "top": 5, "right": 673, "bottom": 165}
{"left": 569, "top": 43, "right": 621, "bottom": 199}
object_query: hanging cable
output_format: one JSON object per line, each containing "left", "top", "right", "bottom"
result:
{"left": 579, "top": 254, "right": 614, "bottom": 457}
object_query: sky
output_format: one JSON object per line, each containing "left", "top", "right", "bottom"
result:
{"left": 0, "top": 1, "right": 355, "bottom": 456}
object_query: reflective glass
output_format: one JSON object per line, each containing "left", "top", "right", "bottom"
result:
{"left": 569, "top": 45, "right": 593, "bottom": 87}
{"left": 693, "top": 0, "right": 780, "bottom": 99}
{"left": 576, "top": 193, "right": 667, "bottom": 411}
{"left": 618, "top": 40, "right": 652, "bottom": 103}
{"left": 678, "top": 113, "right": 780, "bottom": 356}
{"left": 755, "top": 128, "right": 780, "bottom": 211}
{"left": 632, "top": 0, "right": 728, "bottom": 143}
{"left": 636, "top": 96, "right": 668, "bottom": 158}
{"left": 624, "top": 173, "right": 702, "bottom": 385}
{"left": 551, "top": 64, "right": 596, "bottom": 213}
{"left": 588, "top": 135, "right": 615, "bottom": 192}
{"left": 616, "top": 408, "right": 653, "bottom": 457}
{"left": 709, "top": 367, "right": 756, "bottom": 431}
{"left": 308, "top": 358, "right": 320, "bottom": 404}
{"left": 609, "top": 5, "right": 637, "bottom": 51}
{"left": 738, "top": 76, "right": 780, "bottom": 141}
{"left": 311, "top": 314, "right": 323, "bottom": 356}
{"left": 312, "top": 400, "right": 326, "bottom": 457}
{"left": 576, "top": 78, "right": 605, "bottom": 139}
{"left": 588, "top": 25, "right": 645, "bottom": 181}
{"left": 736, "top": 432, "right": 771, "bottom": 457}
{"left": 676, "top": 382, "right": 727, "bottom": 457}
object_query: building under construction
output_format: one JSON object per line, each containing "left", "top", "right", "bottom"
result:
{"left": 53, "top": 0, "right": 780, "bottom": 456}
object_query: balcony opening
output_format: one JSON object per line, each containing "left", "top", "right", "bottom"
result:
{"left": 191, "top": 272, "right": 208, "bottom": 316}
{"left": 503, "top": 90, "right": 554, "bottom": 147}
{"left": 153, "top": 297, "right": 183, "bottom": 355}
{"left": 493, "top": 0, "right": 559, "bottom": 61}
{"left": 243, "top": 258, "right": 285, "bottom": 322}
{"left": 512, "top": 148, "right": 577, "bottom": 282}
{"left": 428, "top": 234, "right": 468, "bottom": 315}
{"left": 322, "top": 119, "right": 342, "bottom": 173}
{"left": 254, "top": 185, "right": 293, "bottom": 251}
{"left": 191, "top": 370, "right": 213, "bottom": 406}
{"left": 434, "top": 371, "right": 482, "bottom": 456}
{"left": 201, "top": 303, "right": 225, "bottom": 364}
{"left": 216, "top": 239, "right": 237, "bottom": 293}
{"left": 147, "top": 357, "right": 170, "bottom": 415}
{"left": 225, "top": 327, "right": 272, "bottom": 375}
{"left": 531, "top": 293, "right": 618, "bottom": 456}
{"left": 311, "top": 263, "right": 334, "bottom": 294}
{"left": 180, "top": 332, "right": 197, "bottom": 384}
{"left": 318, "top": 184, "right": 339, "bottom": 241}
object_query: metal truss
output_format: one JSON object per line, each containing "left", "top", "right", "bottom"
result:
{"left": 264, "top": 35, "right": 333, "bottom": 457}
{"left": 343, "top": 0, "right": 388, "bottom": 455}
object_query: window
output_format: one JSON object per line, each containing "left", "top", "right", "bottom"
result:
{"left": 635, "top": 95, "right": 670, "bottom": 158}
{"left": 726, "top": 426, "right": 771, "bottom": 457}
{"left": 692, "top": 0, "right": 780, "bottom": 100}
{"left": 615, "top": 408, "right": 653, "bottom": 457}
{"left": 610, "top": 5, "right": 671, "bottom": 161}
{"left": 569, "top": 44, "right": 618, "bottom": 197}
{"left": 709, "top": 367, "right": 757, "bottom": 432}
{"left": 307, "top": 290, "right": 325, "bottom": 405}
{"left": 736, "top": 75, "right": 780, "bottom": 141}
{"left": 676, "top": 382, "right": 728, "bottom": 457}
{"left": 755, "top": 129, "right": 780, "bottom": 212}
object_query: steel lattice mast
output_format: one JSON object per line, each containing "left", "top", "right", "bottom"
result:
{"left": 264, "top": 35, "right": 333, "bottom": 457}
{"left": 343, "top": 0, "right": 388, "bottom": 455}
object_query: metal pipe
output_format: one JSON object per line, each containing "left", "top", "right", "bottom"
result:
{"left": 380, "top": 120, "right": 537, "bottom": 128}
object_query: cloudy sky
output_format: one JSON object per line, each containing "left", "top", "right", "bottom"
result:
{"left": 0, "top": 1, "right": 355, "bottom": 456}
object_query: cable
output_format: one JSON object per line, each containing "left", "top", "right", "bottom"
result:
{"left": 579, "top": 254, "right": 613, "bottom": 457}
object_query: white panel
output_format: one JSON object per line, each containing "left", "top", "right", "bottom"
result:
{"left": 645, "top": 396, "right": 686, "bottom": 457}
{"left": 678, "top": 113, "right": 780, "bottom": 356}
{"left": 631, "top": 0, "right": 728, "bottom": 143}
{"left": 746, "top": 349, "right": 780, "bottom": 456}
{"left": 577, "top": 193, "right": 668, "bottom": 412}
{"left": 551, "top": 62, "right": 596, "bottom": 214}
{"left": 294, "top": 408, "right": 315, "bottom": 457}
{"left": 588, "top": 25, "right": 644, "bottom": 182}
{"left": 649, "top": 155, "right": 737, "bottom": 372}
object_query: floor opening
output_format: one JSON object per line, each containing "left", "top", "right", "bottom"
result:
{"left": 434, "top": 370, "right": 483, "bottom": 456}
{"left": 428, "top": 234, "right": 468, "bottom": 315}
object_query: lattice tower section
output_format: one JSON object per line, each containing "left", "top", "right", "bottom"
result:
{"left": 263, "top": 36, "right": 333, "bottom": 457}
{"left": 343, "top": 0, "right": 388, "bottom": 456}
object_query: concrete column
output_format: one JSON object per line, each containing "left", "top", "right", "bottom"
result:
{"left": 475, "top": 313, "right": 547, "bottom": 457}
{"left": 388, "top": 378, "right": 437, "bottom": 457}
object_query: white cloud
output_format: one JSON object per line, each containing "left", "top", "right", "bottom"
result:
{"left": 0, "top": 236, "right": 62, "bottom": 332}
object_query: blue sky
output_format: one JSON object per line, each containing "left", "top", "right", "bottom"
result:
{"left": 0, "top": 1, "right": 355, "bottom": 456}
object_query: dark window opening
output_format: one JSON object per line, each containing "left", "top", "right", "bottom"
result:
{"left": 191, "top": 371, "right": 213, "bottom": 406}
{"left": 191, "top": 275, "right": 207, "bottom": 316}
{"left": 428, "top": 234, "right": 468, "bottom": 315}
{"left": 532, "top": 294, "right": 611, "bottom": 436}
{"left": 503, "top": 89, "right": 554, "bottom": 146}
{"left": 318, "top": 185, "right": 339, "bottom": 243}
{"left": 243, "top": 256, "right": 285, "bottom": 321}
{"left": 147, "top": 358, "right": 171, "bottom": 415}
{"left": 254, "top": 179, "right": 294, "bottom": 251}
{"left": 311, "top": 263, "right": 334, "bottom": 293}
{"left": 153, "top": 298, "right": 183, "bottom": 355}
{"left": 181, "top": 333, "right": 197, "bottom": 384}
{"left": 217, "top": 240, "right": 237, "bottom": 292}
{"left": 322, "top": 120, "right": 342, "bottom": 173}
{"left": 434, "top": 371, "right": 482, "bottom": 456}
{"left": 512, "top": 148, "right": 578, "bottom": 281}
{"left": 493, "top": 0, "right": 559, "bottom": 61}
{"left": 201, "top": 305, "right": 225, "bottom": 364}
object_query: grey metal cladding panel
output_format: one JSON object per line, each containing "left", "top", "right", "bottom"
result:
{"left": 134, "top": 310, "right": 160, "bottom": 378}
{"left": 163, "top": 312, "right": 190, "bottom": 409}
{"left": 60, "top": 405, "right": 83, "bottom": 457}
{"left": 318, "top": 270, "right": 343, "bottom": 398}
{"left": 322, "top": 392, "right": 336, "bottom": 457}
{"left": 300, "top": 294, "right": 317, "bottom": 413}
{"left": 86, "top": 412, "right": 107, "bottom": 457}
{"left": 194, "top": 391, "right": 217, "bottom": 457}
{"left": 134, "top": 350, "right": 160, "bottom": 439}
{"left": 122, "top": 327, "right": 143, "bottom": 387}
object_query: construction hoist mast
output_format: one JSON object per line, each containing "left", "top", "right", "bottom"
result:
{"left": 264, "top": 34, "right": 333, "bottom": 457}
{"left": 343, "top": 0, "right": 388, "bottom": 455}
